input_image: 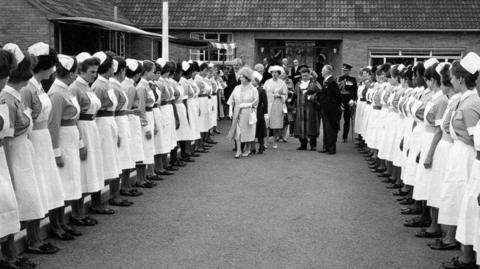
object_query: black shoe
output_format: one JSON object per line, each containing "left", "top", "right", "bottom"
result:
{"left": 180, "top": 158, "right": 195, "bottom": 163}
{"left": 50, "top": 230, "right": 75, "bottom": 241}
{"left": 393, "top": 190, "right": 410, "bottom": 196}
{"left": 62, "top": 226, "right": 82, "bottom": 236}
{"left": 297, "top": 147, "right": 307, "bottom": 150}
{"left": 328, "top": 151, "right": 336, "bottom": 155}
{"left": 190, "top": 153, "right": 201, "bottom": 157}
{"left": 146, "top": 175, "right": 164, "bottom": 181}
{"left": 165, "top": 166, "right": 178, "bottom": 171}
{"left": 319, "top": 149, "right": 329, "bottom": 153}
{"left": 155, "top": 170, "right": 174, "bottom": 176}
{"left": 15, "top": 257, "right": 36, "bottom": 269}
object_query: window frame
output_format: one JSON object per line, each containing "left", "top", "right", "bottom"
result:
{"left": 189, "top": 32, "right": 235, "bottom": 62}
{"left": 368, "top": 48, "right": 464, "bottom": 66}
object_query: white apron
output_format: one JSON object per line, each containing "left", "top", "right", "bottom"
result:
{"left": 168, "top": 103, "right": 178, "bottom": 150}
{"left": 198, "top": 96, "right": 210, "bottom": 132}
{"left": 30, "top": 92, "right": 65, "bottom": 210}
{"left": 128, "top": 113, "right": 144, "bottom": 163}
{"left": 96, "top": 89, "right": 120, "bottom": 179}
{"left": 115, "top": 90, "right": 133, "bottom": 170}
{"left": 78, "top": 91, "right": 104, "bottom": 193}
{"left": 175, "top": 87, "right": 192, "bottom": 142}
{"left": 402, "top": 122, "right": 424, "bottom": 186}
{"left": 5, "top": 129, "right": 47, "bottom": 221}
{"left": 455, "top": 122, "right": 480, "bottom": 245}
{"left": 187, "top": 97, "right": 201, "bottom": 140}
{"left": 0, "top": 104, "right": 20, "bottom": 237}
{"left": 427, "top": 135, "right": 453, "bottom": 208}
{"left": 58, "top": 97, "right": 82, "bottom": 201}
{"left": 438, "top": 114, "right": 475, "bottom": 225}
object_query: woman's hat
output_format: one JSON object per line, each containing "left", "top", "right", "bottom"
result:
{"left": 268, "top": 65, "right": 283, "bottom": 74}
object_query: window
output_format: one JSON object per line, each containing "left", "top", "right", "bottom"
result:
{"left": 189, "top": 33, "right": 235, "bottom": 62}
{"left": 99, "top": 31, "right": 126, "bottom": 57}
{"left": 369, "top": 48, "right": 464, "bottom": 66}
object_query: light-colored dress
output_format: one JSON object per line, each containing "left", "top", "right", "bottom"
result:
{"left": 174, "top": 78, "right": 192, "bottom": 141}
{"left": 227, "top": 84, "right": 259, "bottom": 142}
{"left": 439, "top": 90, "right": 478, "bottom": 226}
{"left": 111, "top": 78, "right": 133, "bottom": 170}
{"left": 187, "top": 78, "right": 201, "bottom": 140}
{"left": 195, "top": 74, "right": 211, "bottom": 133}
{"left": 93, "top": 75, "right": 120, "bottom": 179}
{"left": 123, "top": 78, "right": 144, "bottom": 164}
{"left": 155, "top": 78, "right": 173, "bottom": 154}
{"left": 0, "top": 102, "right": 20, "bottom": 237}
{"left": 71, "top": 77, "right": 105, "bottom": 193}
{"left": 21, "top": 78, "right": 65, "bottom": 210}
{"left": 48, "top": 80, "right": 82, "bottom": 201}
{"left": 2, "top": 85, "right": 47, "bottom": 221}
{"left": 264, "top": 78, "right": 287, "bottom": 129}
{"left": 136, "top": 78, "right": 155, "bottom": 164}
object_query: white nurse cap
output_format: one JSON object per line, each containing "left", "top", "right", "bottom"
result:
{"left": 27, "top": 42, "right": 49, "bottom": 56}
{"left": 460, "top": 52, "right": 480, "bottom": 74}
{"left": 156, "top": 58, "right": 166, "bottom": 68}
{"left": 126, "top": 58, "right": 139, "bottom": 71}
{"left": 423, "top": 58, "right": 439, "bottom": 69}
{"left": 112, "top": 59, "right": 119, "bottom": 73}
{"left": 57, "top": 54, "right": 74, "bottom": 71}
{"left": 76, "top": 52, "right": 92, "bottom": 64}
{"left": 3, "top": 43, "right": 24, "bottom": 63}
{"left": 435, "top": 62, "right": 451, "bottom": 76}
{"left": 181, "top": 61, "right": 190, "bottom": 72}
{"left": 93, "top": 51, "right": 107, "bottom": 65}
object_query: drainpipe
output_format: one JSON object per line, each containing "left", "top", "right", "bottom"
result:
{"left": 162, "top": 0, "right": 169, "bottom": 60}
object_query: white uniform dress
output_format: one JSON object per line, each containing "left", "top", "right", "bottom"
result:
{"left": 187, "top": 79, "right": 201, "bottom": 140}
{"left": 122, "top": 78, "right": 144, "bottom": 164}
{"left": 195, "top": 74, "right": 212, "bottom": 133}
{"left": 452, "top": 89, "right": 480, "bottom": 244}
{"left": 71, "top": 77, "right": 105, "bottom": 193}
{"left": 354, "top": 83, "right": 366, "bottom": 135}
{"left": 167, "top": 78, "right": 179, "bottom": 149}
{"left": 439, "top": 90, "right": 478, "bottom": 226}
{"left": 111, "top": 78, "right": 133, "bottom": 170}
{"left": 93, "top": 75, "right": 120, "bottom": 179}
{"left": 136, "top": 78, "right": 155, "bottom": 164}
{"left": 21, "top": 79, "right": 65, "bottom": 210}
{"left": 0, "top": 103, "right": 20, "bottom": 237}
{"left": 175, "top": 78, "right": 193, "bottom": 141}
{"left": 150, "top": 81, "right": 164, "bottom": 155}
{"left": 155, "top": 78, "right": 173, "bottom": 154}
{"left": 427, "top": 93, "right": 460, "bottom": 208}
{"left": 2, "top": 86, "right": 47, "bottom": 221}
{"left": 49, "top": 80, "right": 83, "bottom": 201}
{"left": 413, "top": 91, "right": 447, "bottom": 201}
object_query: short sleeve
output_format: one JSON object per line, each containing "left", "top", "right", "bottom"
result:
{"left": 463, "top": 103, "right": 480, "bottom": 136}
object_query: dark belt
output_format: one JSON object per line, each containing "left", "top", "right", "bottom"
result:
{"left": 367, "top": 101, "right": 372, "bottom": 105}
{"left": 116, "top": 111, "right": 129, "bottom": 116}
{"left": 212, "top": 93, "right": 217, "bottom": 96}
{"left": 153, "top": 104, "right": 159, "bottom": 108}
{"left": 97, "top": 110, "right": 115, "bottom": 117}
{"left": 373, "top": 106, "right": 381, "bottom": 110}
{"left": 61, "top": 119, "right": 77, "bottom": 126}
{"left": 79, "top": 114, "right": 95, "bottom": 121}
{"left": 160, "top": 100, "right": 173, "bottom": 106}
{"left": 146, "top": 107, "right": 153, "bottom": 112}
{"left": 360, "top": 98, "right": 366, "bottom": 102}
{"left": 198, "top": 94, "right": 208, "bottom": 98}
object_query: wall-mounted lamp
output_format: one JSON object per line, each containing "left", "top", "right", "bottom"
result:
{"left": 260, "top": 47, "right": 264, "bottom": 54}
{"left": 333, "top": 48, "right": 338, "bottom": 54}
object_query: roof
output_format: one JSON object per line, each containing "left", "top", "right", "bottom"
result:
{"left": 118, "top": 0, "right": 480, "bottom": 31}
{"left": 27, "top": 0, "right": 132, "bottom": 24}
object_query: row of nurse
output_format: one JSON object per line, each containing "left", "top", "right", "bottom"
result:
{"left": 0, "top": 42, "right": 222, "bottom": 269}
{"left": 354, "top": 52, "right": 480, "bottom": 269}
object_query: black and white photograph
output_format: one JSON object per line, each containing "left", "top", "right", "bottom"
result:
{"left": 1, "top": 0, "right": 480, "bottom": 268}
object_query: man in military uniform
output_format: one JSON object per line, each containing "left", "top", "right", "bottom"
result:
{"left": 338, "top": 63, "right": 358, "bottom": 143}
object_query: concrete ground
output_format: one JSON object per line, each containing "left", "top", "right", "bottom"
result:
{"left": 32, "top": 122, "right": 457, "bottom": 269}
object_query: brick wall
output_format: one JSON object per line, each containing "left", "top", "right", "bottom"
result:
{"left": 0, "top": 0, "right": 50, "bottom": 49}
{"left": 343, "top": 32, "right": 480, "bottom": 77}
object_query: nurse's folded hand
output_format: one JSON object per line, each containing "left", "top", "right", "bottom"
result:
{"left": 154, "top": 129, "right": 158, "bottom": 135}
{"left": 80, "top": 147, "right": 88, "bottom": 161}
{"left": 145, "top": 130, "right": 152, "bottom": 140}
{"left": 55, "top": 156, "right": 64, "bottom": 168}
{"left": 117, "top": 137, "right": 121, "bottom": 147}
{"left": 399, "top": 138, "right": 404, "bottom": 151}
{"left": 477, "top": 193, "right": 480, "bottom": 206}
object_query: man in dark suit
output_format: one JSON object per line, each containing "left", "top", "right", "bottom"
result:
{"left": 338, "top": 63, "right": 358, "bottom": 143}
{"left": 290, "top": 59, "right": 301, "bottom": 86}
{"left": 317, "top": 65, "right": 342, "bottom": 154}
{"left": 224, "top": 58, "right": 242, "bottom": 117}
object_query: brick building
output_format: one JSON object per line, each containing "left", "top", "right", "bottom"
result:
{"left": 118, "top": 0, "right": 480, "bottom": 76}
{"left": 2, "top": 0, "right": 480, "bottom": 76}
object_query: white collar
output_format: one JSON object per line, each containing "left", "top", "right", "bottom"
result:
{"left": 53, "top": 79, "right": 68, "bottom": 90}
{"left": 30, "top": 77, "right": 43, "bottom": 91}
{"left": 431, "top": 90, "right": 443, "bottom": 101}
{"left": 140, "top": 78, "right": 148, "bottom": 84}
{"left": 125, "top": 78, "right": 134, "bottom": 85}
{"left": 109, "top": 77, "right": 122, "bottom": 87}
{"left": 324, "top": 75, "right": 332, "bottom": 81}
{"left": 460, "top": 89, "right": 477, "bottom": 102}
{"left": 97, "top": 75, "right": 108, "bottom": 82}
{"left": 4, "top": 85, "right": 21, "bottom": 101}
{"left": 76, "top": 76, "right": 89, "bottom": 86}
{"left": 299, "top": 80, "right": 310, "bottom": 89}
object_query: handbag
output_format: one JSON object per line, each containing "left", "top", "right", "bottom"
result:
{"left": 249, "top": 110, "right": 257, "bottom": 125}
